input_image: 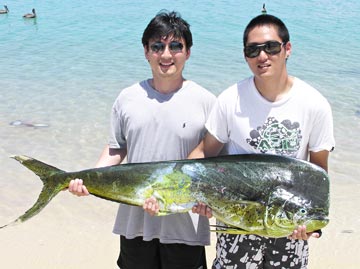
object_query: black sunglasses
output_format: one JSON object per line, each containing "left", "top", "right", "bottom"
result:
{"left": 150, "top": 41, "right": 184, "bottom": 53}
{"left": 244, "top": 41, "right": 285, "bottom": 58}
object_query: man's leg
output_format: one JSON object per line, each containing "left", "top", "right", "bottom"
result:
{"left": 263, "top": 237, "right": 309, "bottom": 269}
{"left": 212, "top": 234, "right": 266, "bottom": 269}
{"left": 117, "top": 236, "right": 161, "bottom": 269}
{"left": 160, "top": 242, "right": 207, "bottom": 269}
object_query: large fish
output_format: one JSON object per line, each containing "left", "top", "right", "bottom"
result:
{"left": 1, "top": 154, "right": 329, "bottom": 237}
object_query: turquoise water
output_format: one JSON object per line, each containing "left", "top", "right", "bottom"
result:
{"left": 0, "top": 0, "right": 359, "bottom": 189}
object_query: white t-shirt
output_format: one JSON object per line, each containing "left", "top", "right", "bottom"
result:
{"left": 109, "top": 79, "right": 216, "bottom": 245}
{"left": 206, "top": 76, "right": 335, "bottom": 160}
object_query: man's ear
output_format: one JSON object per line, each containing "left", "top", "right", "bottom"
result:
{"left": 285, "top": 41, "right": 292, "bottom": 59}
{"left": 186, "top": 48, "right": 191, "bottom": 60}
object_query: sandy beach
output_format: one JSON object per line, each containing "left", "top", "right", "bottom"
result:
{"left": 0, "top": 176, "right": 359, "bottom": 269}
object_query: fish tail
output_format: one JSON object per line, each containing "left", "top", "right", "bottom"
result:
{"left": 0, "top": 155, "right": 66, "bottom": 229}
{"left": 12, "top": 155, "right": 63, "bottom": 180}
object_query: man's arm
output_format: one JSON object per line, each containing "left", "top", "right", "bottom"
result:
{"left": 309, "top": 150, "right": 329, "bottom": 172}
{"left": 68, "top": 145, "right": 127, "bottom": 196}
{"left": 188, "top": 132, "right": 224, "bottom": 159}
{"left": 95, "top": 145, "right": 127, "bottom": 168}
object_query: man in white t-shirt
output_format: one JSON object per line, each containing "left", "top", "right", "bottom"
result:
{"left": 189, "top": 14, "right": 335, "bottom": 269}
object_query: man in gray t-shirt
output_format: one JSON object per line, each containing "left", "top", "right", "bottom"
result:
{"left": 69, "top": 11, "right": 215, "bottom": 269}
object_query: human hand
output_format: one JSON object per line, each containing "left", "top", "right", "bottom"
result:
{"left": 68, "top": 178, "right": 90, "bottom": 196}
{"left": 192, "top": 202, "right": 212, "bottom": 218}
{"left": 288, "top": 225, "right": 321, "bottom": 240}
{"left": 143, "top": 196, "right": 160, "bottom": 216}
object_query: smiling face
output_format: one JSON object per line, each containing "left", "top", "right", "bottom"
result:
{"left": 144, "top": 35, "right": 190, "bottom": 81}
{"left": 244, "top": 25, "right": 291, "bottom": 80}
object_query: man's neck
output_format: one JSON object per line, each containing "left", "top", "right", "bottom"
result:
{"left": 151, "top": 76, "right": 185, "bottom": 94}
{"left": 254, "top": 74, "right": 294, "bottom": 102}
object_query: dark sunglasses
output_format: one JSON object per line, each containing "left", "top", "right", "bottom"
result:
{"left": 244, "top": 41, "right": 285, "bottom": 58}
{"left": 150, "top": 41, "right": 184, "bottom": 53}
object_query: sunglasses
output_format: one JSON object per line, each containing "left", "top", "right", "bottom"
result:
{"left": 150, "top": 41, "right": 184, "bottom": 53}
{"left": 244, "top": 41, "right": 285, "bottom": 58}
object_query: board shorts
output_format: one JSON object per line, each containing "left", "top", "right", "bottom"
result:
{"left": 212, "top": 233, "right": 309, "bottom": 269}
{"left": 117, "top": 235, "right": 207, "bottom": 269}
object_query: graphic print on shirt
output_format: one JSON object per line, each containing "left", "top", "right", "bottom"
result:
{"left": 246, "top": 117, "right": 302, "bottom": 155}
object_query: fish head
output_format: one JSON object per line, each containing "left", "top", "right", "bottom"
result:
{"left": 265, "top": 187, "right": 329, "bottom": 237}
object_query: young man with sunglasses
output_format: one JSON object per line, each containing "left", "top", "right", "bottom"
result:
{"left": 190, "top": 14, "right": 335, "bottom": 268}
{"left": 68, "top": 11, "right": 215, "bottom": 269}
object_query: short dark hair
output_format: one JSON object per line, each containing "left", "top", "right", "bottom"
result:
{"left": 243, "top": 14, "right": 290, "bottom": 46}
{"left": 142, "top": 10, "right": 193, "bottom": 50}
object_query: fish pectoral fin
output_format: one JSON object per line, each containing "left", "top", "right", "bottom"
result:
{"left": 209, "top": 225, "right": 252, "bottom": 235}
{"left": 152, "top": 191, "right": 166, "bottom": 205}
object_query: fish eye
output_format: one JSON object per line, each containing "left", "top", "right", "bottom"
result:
{"left": 299, "top": 208, "right": 307, "bottom": 215}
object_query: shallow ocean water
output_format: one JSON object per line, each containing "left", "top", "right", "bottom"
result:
{"left": 0, "top": 0, "right": 359, "bottom": 217}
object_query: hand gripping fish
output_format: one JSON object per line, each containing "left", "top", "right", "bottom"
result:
{"left": 1, "top": 154, "right": 329, "bottom": 237}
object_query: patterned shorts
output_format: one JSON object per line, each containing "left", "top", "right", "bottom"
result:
{"left": 212, "top": 233, "right": 309, "bottom": 269}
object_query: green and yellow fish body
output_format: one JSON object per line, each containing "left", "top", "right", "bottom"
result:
{"left": 1, "top": 154, "right": 329, "bottom": 238}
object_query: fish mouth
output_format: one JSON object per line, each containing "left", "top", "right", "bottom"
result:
{"left": 307, "top": 213, "right": 329, "bottom": 223}
{"left": 303, "top": 218, "right": 329, "bottom": 231}
{"left": 314, "top": 215, "right": 329, "bottom": 221}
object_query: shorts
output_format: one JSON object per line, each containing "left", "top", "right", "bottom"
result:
{"left": 117, "top": 235, "right": 207, "bottom": 269}
{"left": 212, "top": 233, "right": 309, "bottom": 269}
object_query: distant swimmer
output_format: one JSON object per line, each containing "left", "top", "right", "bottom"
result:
{"left": 23, "top": 8, "right": 36, "bottom": 18}
{"left": 0, "top": 5, "right": 9, "bottom": 14}
{"left": 261, "top": 3, "right": 267, "bottom": 14}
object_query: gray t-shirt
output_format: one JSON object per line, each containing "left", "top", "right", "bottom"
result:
{"left": 109, "top": 79, "right": 216, "bottom": 245}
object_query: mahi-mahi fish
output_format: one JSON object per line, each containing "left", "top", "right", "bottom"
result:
{"left": 1, "top": 154, "right": 329, "bottom": 237}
